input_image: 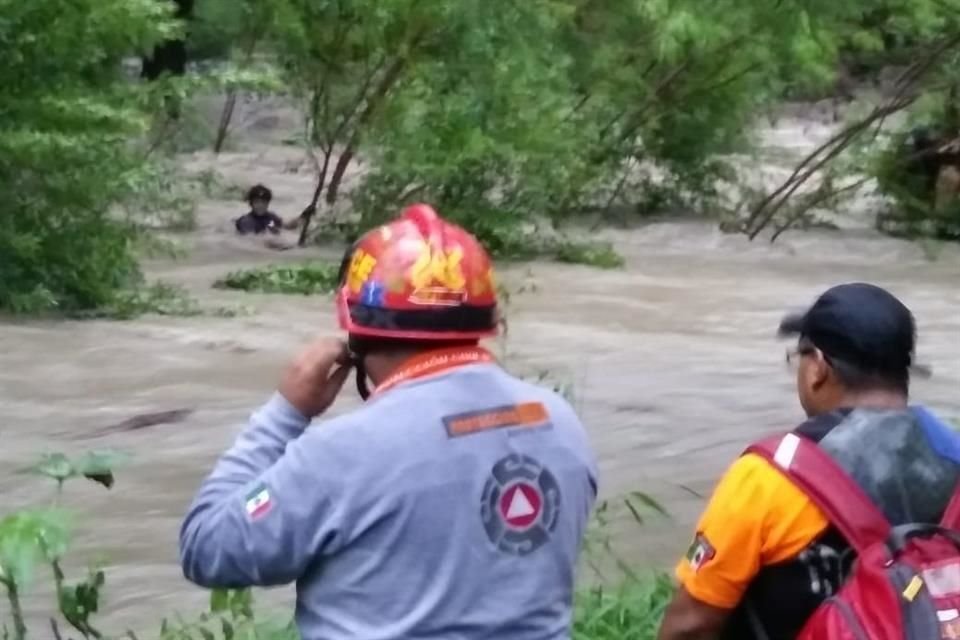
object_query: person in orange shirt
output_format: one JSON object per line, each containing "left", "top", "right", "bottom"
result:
{"left": 657, "top": 282, "right": 958, "bottom": 640}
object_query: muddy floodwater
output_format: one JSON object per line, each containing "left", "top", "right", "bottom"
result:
{"left": 2, "top": 100, "right": 959, "bottom": 634}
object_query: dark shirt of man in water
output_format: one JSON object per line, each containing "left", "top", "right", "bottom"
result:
{"left": 235, "top": 184, "right": 284, "bottom": 235}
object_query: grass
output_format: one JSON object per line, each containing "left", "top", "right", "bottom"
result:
{"left": 150, "top": 576, "right": 672, "bottom": 640}
{"left": 574, "top": 573, "right": 673, "bottom": 640}
{"left": 213, "top": 263, "right": 341, "bottom": 296}
{"left": 152, "top": 578, "right": 671, "bottom": 640}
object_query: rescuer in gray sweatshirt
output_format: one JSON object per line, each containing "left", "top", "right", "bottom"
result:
{"left": 179, "top": 204, "right": 599, "bottom": 640}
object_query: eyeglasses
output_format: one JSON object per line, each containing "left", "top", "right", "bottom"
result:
{"left": 786, "top": 348, "right": 801, "bottom": 372}
{"left": 785, "top": 345, "right": 829, "bottom": 372}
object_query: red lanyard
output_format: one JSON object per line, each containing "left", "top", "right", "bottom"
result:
{"left": 374, "top": 346, "right": 496, "bottom": 397}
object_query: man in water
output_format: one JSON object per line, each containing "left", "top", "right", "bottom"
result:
{"left": 657, "top": 282, "right": 958, "bottom": 640}
{"left": 180, "top": 204, "right": 599, "bottom": 639}
{"left": 904, "top": 126, "right": 960, "bottom": 219}
{"left": 234, "top": 184, "right": 286, "bottom": 235}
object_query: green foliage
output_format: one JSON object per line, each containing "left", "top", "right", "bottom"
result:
{"left": 58, "top": 567, "right": 107, "bottom": 639}
{"left": 0, "top": 0, "right": 283, "bottom": 317}
{"left": 188, "top": 0, "right": 249, "bottom": 61}
{"left": 573, "top": 573, "right": 674, "bottom": 640}
{"left": 555, "top": 241, "right": 625, "bottom": 269}
{"left": 123, "top": 159, "right": 201, "bottom": 232}
{"left": 268, "top": 0, "right": 960, "bottom": 257}
{"left": 0, "top": 510, "right": 71, "bottom": 589}
{"left": 0, "top": 449, "right": 122, "bottom": 640}
{"left": 0, "top": 0, "right": 183, "bottom": 315}
{"left": 159, "top": 588, "right": 299, "bottom": 640}
{"left": 572, "top": 493, "right": 675, "bottom": 638}
{"left": 65, "top": 282, "right": 204, "bottom": 320}
{"left": 214, "top": 263, "right": 340, "bottom": 295}
{"left": 583, "top": 495, "right": 671, "bottom": 584}
{"left": 144, "top": 65, "right": 285, "bottom": 155}
{"left": 21, "top": 450, "right": 129, "bottom": 491}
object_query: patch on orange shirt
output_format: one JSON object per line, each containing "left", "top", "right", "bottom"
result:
{"left": 674, "top": 453, "right": 832, "bottom": 609}
{"left": 684, "top": 533, "right": 716, "bottom": 573}
{"left": 442, "top": 402, "right": 550, "bottom": 438}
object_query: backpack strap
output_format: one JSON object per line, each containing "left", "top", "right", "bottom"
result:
{"left": 940, "top": 480, "right": 960, "bottom": 530}
{"left": 745, "top": 433, "right": 891, "bottom": 554}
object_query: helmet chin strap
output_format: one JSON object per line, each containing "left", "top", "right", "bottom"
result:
{"left": 354, "top": 358, "right": 372, "bottom": 400}
{"left": 347, "top": 336, "right": 372, "bottom": 401}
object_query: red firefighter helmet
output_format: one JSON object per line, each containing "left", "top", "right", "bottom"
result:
{"left": 335, "top": 204, "right": 500, "bottom": 340}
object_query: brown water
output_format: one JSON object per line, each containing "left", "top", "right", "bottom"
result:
{"left": 2, "top": 98, "right": 959, "bottom": 634}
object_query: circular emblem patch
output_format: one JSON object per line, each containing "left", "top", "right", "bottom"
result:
{"left": 481, "top": 454, "right": 561, "bottom": 556}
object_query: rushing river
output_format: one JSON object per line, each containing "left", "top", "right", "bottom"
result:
{"left": 2, "top": 98, "right": 959, "bottom": 635}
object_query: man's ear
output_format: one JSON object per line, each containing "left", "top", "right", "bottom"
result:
{"left": 808, "top": 350, "right": 831, "bottom": 391}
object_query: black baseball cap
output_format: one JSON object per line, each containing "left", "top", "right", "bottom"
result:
{"left": 778, "top": 282, "right": 931, "bottom": 378}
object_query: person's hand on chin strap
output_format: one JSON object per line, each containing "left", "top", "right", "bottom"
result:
{"left": 278, "top": 337, "right": 354, "bottom": 418}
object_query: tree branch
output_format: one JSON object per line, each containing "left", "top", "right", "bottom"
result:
{"left": 769, "top": 176, "right": 870, "bottom": 243}
{"left": 742, "top": 33, "right": 960, "bottom": 240}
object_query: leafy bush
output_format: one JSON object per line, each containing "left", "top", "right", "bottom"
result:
{"left": 0, "top": 448, "right": 298, "bottom": 640}
{"left": 1, "top": 450, "right": 128, "bottom": 640}
{"left": 214, "top": 263, "right": 341, "bottom": 295}
{"left": 70, "top": 282, "right": 204, "bottom": 320}
{"left": 0, "top": 0, "right": 180, "bottom": 315}
{"left": 188, "top": 0, "right": 247, "bottom": 61}
{"left": 276, "top": 0, "right": 960, "bottom": 255}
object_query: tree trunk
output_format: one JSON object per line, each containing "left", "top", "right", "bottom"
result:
{"left": 213, "top": 35, "right": 261, "bottom": 154}
{"left": 298, "top": 148, "right": 332, "bottom": 246}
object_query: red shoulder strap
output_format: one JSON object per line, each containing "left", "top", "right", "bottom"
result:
{"left": 745, "top": 433, "right": 891, "bottom": 553}
{"left": 941, "top": 481, "right": 960, "bottom": 529}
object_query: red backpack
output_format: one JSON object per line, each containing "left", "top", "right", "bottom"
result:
{"left": 747, "top": 432, "right": 960, "bottom": 640}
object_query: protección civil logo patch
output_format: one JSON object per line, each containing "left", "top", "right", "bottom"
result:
{"left": 481, "top": 454, "right": 560, "bottom": 556}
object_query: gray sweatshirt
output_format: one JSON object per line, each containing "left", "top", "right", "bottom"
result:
{"left": 179, "top": 362, "right": 599, "bottom": 640}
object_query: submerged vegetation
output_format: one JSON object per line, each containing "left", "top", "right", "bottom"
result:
{"left": 214, "top": 263, "right": 341, "bottom": 296}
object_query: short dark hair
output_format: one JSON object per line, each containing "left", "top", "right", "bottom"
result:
{"left": 246, "top": 184, "right": 272, "bottom": 203}
{"left": 829, "top": 357, "right": 910, "bottom": 395}
{"left": 799, "top": 338, "right": 909, "bottom": 395}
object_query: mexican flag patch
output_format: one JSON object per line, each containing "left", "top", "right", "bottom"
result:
{"left": 245, "top": 484, "right": 273, "bottom": 520}
{"left": 685, "top": 533, "right": 716, "bottom": 573}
